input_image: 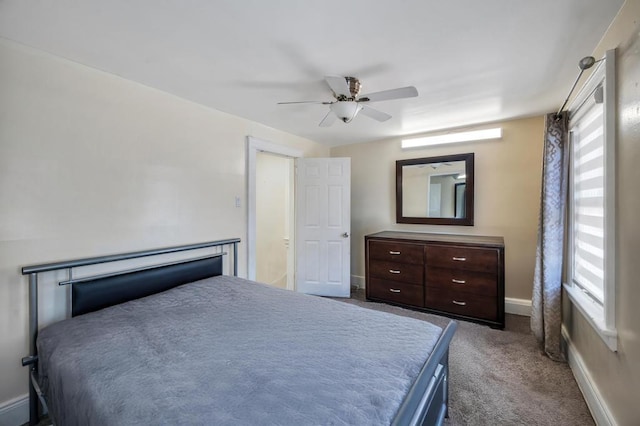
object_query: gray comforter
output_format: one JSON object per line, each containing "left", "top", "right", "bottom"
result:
{"left": 37, "top": 275, "right": 443, "bottom": 425}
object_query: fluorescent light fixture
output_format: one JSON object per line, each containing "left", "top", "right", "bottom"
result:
{"left": 402, "top": 127, "right": 502, "bottom": 149}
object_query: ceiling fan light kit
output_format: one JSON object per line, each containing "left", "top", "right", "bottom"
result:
{"left": 278, "top": 76, "right": 418, "bottom": 127}
{"left": 330, "top": 101, "right": 363, "bottom": 123}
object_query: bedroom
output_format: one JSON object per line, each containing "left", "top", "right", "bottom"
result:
{"left": 0, "top": 1, "right": 638, "bottom": 425}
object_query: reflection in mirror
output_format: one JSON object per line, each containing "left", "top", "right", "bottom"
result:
{"left": 396, "top": 153, "right": 474, "bottom": 225}
{"left": 402, "top": 161, "right": 466, "bottom": 218}
{"left": 454, "top": 183, "right": 466, "bottom": 218}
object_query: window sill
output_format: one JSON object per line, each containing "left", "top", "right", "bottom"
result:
{"left": 564, "top": 283, "right": 617, "bottom": 352}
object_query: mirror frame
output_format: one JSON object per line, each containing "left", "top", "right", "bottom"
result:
{"left": 396, "top": 152, "right": 475, "bottom": 225}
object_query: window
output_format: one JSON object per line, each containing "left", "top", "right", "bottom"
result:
{"left": 564, "top": 49, "right": 617, "bottom": 351}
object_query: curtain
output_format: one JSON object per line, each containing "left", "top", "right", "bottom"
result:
{"left": 531, "top": 112, "right": 568, "bottom": 361}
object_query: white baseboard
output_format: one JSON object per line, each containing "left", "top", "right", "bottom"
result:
{"left": 0, "top": 394, "right": 28, "bottom": 426}
{"left": 561, "top": 325, "right": 616, "bottom": 426}
{"left": 350, "top": 275, "right": 365, "bottom": 289}
{"left": 505, "top": 297, "right": 532, "bottom": 316}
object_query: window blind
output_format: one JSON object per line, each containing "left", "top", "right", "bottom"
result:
{"left": 570, "top": 87, "right": 605, "bottom": 303}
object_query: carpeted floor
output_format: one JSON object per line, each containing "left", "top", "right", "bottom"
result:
{"left": 335, "top": 289, "right": 594, "bottom": 426}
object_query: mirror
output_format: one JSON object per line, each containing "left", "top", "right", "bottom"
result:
{"left": 396, "top": 153, "right": 474, "bottom": 225}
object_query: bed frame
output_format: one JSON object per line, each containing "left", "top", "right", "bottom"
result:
{"left": 21, "top": 237, "right": 455, "bottom": 426}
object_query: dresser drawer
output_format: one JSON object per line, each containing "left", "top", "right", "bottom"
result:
{"left": 426, "top": 267, "right": 497, "bottom": 297}
{"left": 368, "top": 278, "right": 424, "bottom": 308}
{"left": 425, "top": 245, "right": 498, "bottom": 273}
{"left": 369, "top": 260, "right": 423, "bottom": 285}
{"left": 365, "top": 231, "right": 505, "bottom": 328}
{"left": 425, "top": 287, "right": 498, "bottom": 321}
{"left": 368, "top": 241, "right": 423, "bottom": 264}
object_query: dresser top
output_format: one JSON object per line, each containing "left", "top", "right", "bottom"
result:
{"left": 366, "top": 231, "right": 504, "bottom": 248}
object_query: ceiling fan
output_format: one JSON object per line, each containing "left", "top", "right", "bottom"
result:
{"left": 278, "top": 76, "right": 418, "bottom": 127}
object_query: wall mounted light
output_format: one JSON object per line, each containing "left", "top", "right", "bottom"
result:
{"left": 401, "top": 127, "right": 502, "bottom": 149}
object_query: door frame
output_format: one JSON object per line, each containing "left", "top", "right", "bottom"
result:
{"left": 246, "top": 136, "right": 303, "bottom": 281}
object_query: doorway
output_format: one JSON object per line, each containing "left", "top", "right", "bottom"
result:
{"left": 246, "top": 136, "right": 302, "bottom": 287}
{"left": 255, "top": 151, "right": 294, "bottom": 289}
{"left": 246, "top": 137, "right": 351, "bottom": 297}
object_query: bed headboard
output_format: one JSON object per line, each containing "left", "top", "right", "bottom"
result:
{"left": 20, "top": 239, "right": 238, "bottom": 337}
{"left": 20, "top": 238, "right": 240, "bottom": 425}
{"left": 71, "top": 255, "right": 223, "bottom": 316}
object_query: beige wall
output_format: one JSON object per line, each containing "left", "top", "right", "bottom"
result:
{"left": 330, "top": 116, "right": 544, "bottom": 300}
{"left": 563, "top": 0, "right": 640, "bottom": 423}
{"left": 0, "top": 38, "right": 328, "bottom": 406}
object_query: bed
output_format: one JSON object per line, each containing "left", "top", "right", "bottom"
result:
{"left": 21, "top": 239, "right": 457, "bottom": 426}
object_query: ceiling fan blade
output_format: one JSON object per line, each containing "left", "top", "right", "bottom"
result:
{"left": 325, "top": 76, "right": 351, "bottom": 97}
{"left": 359, "top": 105, "right": 392, "bottom": 122}
{"left": 319, "top": 110, "right": 338, "bottom": 127}
{"left": 277, "top": 101, "right": 329, "bottom": 105}
{"left": 359, "top": 86, "right": 418, "bottom": 102}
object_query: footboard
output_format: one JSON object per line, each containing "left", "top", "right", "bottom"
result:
{"left": 392, "top": 321, "right": 457, "bottom": 426}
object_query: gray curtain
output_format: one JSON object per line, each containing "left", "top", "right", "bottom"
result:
{"left": 531, "top": 112, "right": 568, "bottom": 361}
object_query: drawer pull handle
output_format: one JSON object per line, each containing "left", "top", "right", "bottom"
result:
{"left": 389, "top": 269, "right": 401, "bottom": 274}
{"left": 452, "top": 300, "right": 467, "bottom": 306}
{"left": 389, "top": 251, "right": 401, "bottom": 255}
{"left": 452, "top": 257, "right": 467, "bottom": 261}
{"left": 452, "top": 279, "right": 466, "bottom": 284}
{"left": 389, "top": 288, "right": 401, "bottom": 293}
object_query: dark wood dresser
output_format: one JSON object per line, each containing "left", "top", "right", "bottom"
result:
{"left": 365, "top": 231, "right": 505, "bottom": 328}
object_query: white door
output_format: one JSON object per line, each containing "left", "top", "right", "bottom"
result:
{"left": 295, "top": 158, "right": 351, "bottom": 297}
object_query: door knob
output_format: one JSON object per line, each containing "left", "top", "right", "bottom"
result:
{"left": 342, "top": 232, "right": 350, "bottom": 238}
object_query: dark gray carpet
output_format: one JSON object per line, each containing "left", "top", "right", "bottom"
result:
{"left": 335, "top": 289, "right": 594, "bottom": 426}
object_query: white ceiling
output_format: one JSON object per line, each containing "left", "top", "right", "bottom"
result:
{"left": 0, "top": 1, "right": 624, "bottom": 146}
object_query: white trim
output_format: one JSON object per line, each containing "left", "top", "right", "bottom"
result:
{"left": 505, "top": 297, "right": 532, "bottom": 316}
{"left": 566, "top": 49, "right": 617, "bottom": 349}
{"left": 602, "top": 49, "right": 616, "bottom": 330}
{"left": 564, "top": 284, "right": 617, "bottom": 351}
{"left": 0, "top": 394, "right": 28, "bottom": 426}
{"left": 246, "top": 136, "right": 303, "bottom": 281}
{"left": 351, "top": 274, "right": 365, "bottom": 289}
{"left": 561, "top": 326, "right": 616, "bottom": 426}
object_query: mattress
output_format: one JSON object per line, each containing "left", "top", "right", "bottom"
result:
{"left": 37, "top": 275, "right": 444, "bottom": 425}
